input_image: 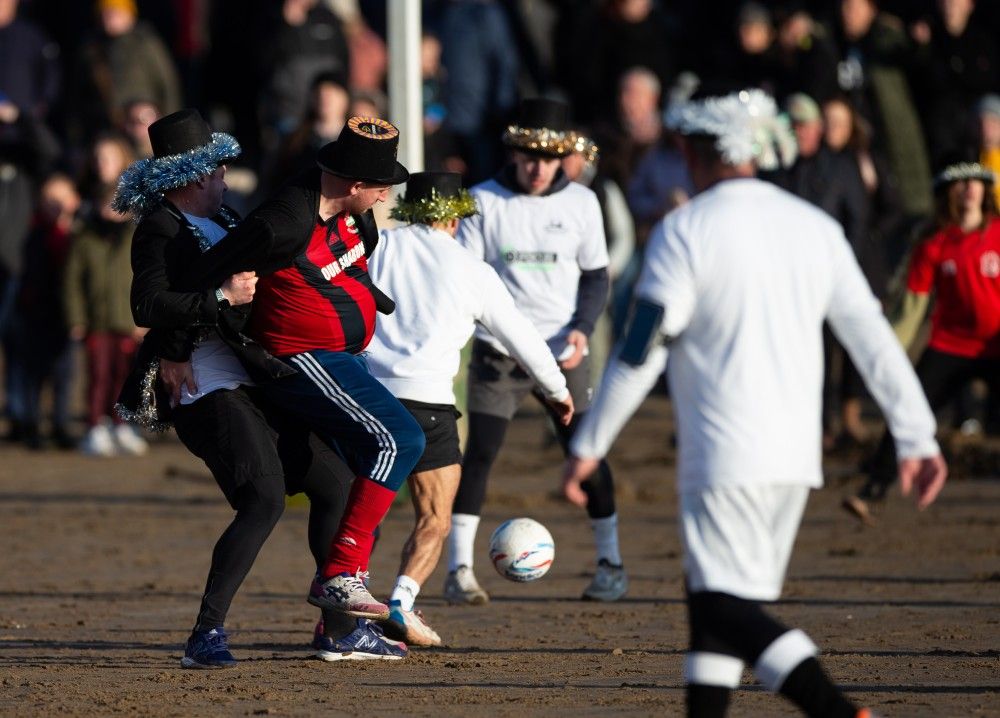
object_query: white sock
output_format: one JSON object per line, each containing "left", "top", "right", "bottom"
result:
{"left": 591, "top": 513, "right": 622, "bottom": 565}
{"left": 390, "top": 574, "right": 421, "bottom": 612}
{"left": 448, "top": 513, "right": 480, "bottom": 572}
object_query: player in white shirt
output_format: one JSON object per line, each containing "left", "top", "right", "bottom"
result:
{"left": 366, "top": 172, "right": 574, "bottom": 646}
{"left": 563, "top": 89, "right": 947, "bottom": 718}
{"left": 445, "top": 98, "right": 627, "bottom": 605}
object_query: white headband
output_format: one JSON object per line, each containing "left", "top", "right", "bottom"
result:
{"left": 665, "top": 88, "right": 797, "bottom": 171}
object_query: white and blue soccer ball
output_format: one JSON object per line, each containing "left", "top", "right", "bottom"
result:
{"left": 488, "top": 517, "right": 555, "bottom": 582}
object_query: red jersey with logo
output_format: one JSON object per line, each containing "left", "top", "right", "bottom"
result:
{"left": 907, "top": 217, "right": 1000, "bottom": 358}
{"left": 249, "top": 211, "right": 377, "bottom": 356}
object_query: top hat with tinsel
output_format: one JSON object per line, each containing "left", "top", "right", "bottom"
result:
{"left": 503, "top": 98, "right": 573, "bottom": 158}
{"left": 390, "top": 172, "right": 477, "bottom": 224}
{"left": 317, "top": 116, "right": 409, "bottom": 185}
{"left": 932, "top": 151, "right": 996, "bottom": 191}
{"left": 112, "top": 108, "right": 241, "bottom": 219}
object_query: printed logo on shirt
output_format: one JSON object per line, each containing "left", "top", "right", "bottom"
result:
{"left": 320, "top": 241, "right": 366, "bottom": 281}
{"left": 501, "top": 247, "right": 558, "bottom": 271}
{"left": 942, "top": 259, "right": 958, "bottom": 276}
{"left": 981, "top": 251, "right": 1000, "bottom": 278}
{"left": 544, "top": 219, "right": 567, "bottom": 233}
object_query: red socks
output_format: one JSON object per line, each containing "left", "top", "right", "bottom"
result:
{"left": 321, "top": 478, "right": 396, "bottom": 578}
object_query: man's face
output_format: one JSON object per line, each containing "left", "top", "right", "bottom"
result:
{"left": 349, "top": 182, "right": 391, "bottom": 213}
{"left": 979, "top": 113, "right": 1000, "bottom": 148}
{"left": 201, "top": 166, "right": 227, "bottom": 215}
{"left": 948, "top": 179, "right": 985, "bottom": 217}
{"left": 793, "top": 119, "right": 824, "bottom": 158}
{"left": 513, "top": 152, "right": 561, "bottom": 195}
{"left": 841, "top": 0, "right": 876, "bottom": 41}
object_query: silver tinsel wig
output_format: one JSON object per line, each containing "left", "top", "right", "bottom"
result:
{"left": 112, "top": 132, "right": 241, "bottom": 220}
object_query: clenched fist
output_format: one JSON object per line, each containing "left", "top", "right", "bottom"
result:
{"left": 220, "top": 271, "right": 257, "bottom": 306}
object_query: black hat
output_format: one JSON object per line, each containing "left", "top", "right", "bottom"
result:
{"left": 390, "top": 171, "right": 477, "bottom": 224}
{"left": 932, "top": 151, "right": 996, "bottom": 191}
{"left": 503, "top": 98, "right": 573, "bottom": 157}
{"left": 317, "top": 116, "right": 409, "bottom": 185}
{"left": 112, "top": 108, "right": 241, "bottom": 219}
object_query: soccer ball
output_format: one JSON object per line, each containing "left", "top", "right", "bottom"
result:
{"left": 488, "top": 517, "right": 555, "bottom": 582}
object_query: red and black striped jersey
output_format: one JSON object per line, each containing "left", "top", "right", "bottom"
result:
{"left": 249, "top": 211, "right": 377, "bottom": 356}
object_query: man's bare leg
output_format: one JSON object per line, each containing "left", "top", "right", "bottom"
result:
{"left": 383, "top": 464, "right": 461, "bottom": 646}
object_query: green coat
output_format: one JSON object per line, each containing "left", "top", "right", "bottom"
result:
{"left": 63, "top": 218, "right": 137, "bottom": 334}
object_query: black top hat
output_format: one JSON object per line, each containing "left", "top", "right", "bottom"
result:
{"left": 932, "top": 150, "right": 996, "bottom": 190}
{"left": 149, "top": 109, "right": 214, "bottom": 158}
{"left": 503, "top": 98, "right": 573, "bottom": 157}
{"left": 390, "top": 171, "right": 477, "bottom": 224}
{"left": 317, "top": 116, "right": 409, "bottom": 185}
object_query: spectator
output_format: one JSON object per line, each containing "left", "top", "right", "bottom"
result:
{"left": 975, "top": 94, "right": 1000, "bottom": 207}
{"left": 421, "top": 32, "right": 463, "bottom": 175}
{"left": 348, "top": 89, "right": 387, "bottom": 121}
{"left": 259, "top": 0, "right": 351, "bottom": 148}
{"left": 0, "top": 0, "right": 61, "bottom": 121}
{"left": 439, "top": 0, "right": 519, "bottom": 183}
{"left": 725, "top": 2, "right": 782, "bottom": 96}
{"left": 264, "top": 71, "right": 350, "bottom": 194}
{"left": 6, "top": 173, "right": 79, "bottom": 449}
{"left": 911, "top": 0, "right": 998, "bottom": 161}
{"left": 119, "top": 98, "right": 161, "bottom": 159}
{"left": 593, "top": 66, "right": 664, "bottom": 191}
{"left": 71, "top": 0, "right": 182, "bottom": 146}
{"left": 773, "top": 6, "right": 841, "bottom": 103}
{"left": 834, "top": 0, "right": 934, "bottom": 220}
{"left": 62, "top": 134, "right": 146, "bottom": 457}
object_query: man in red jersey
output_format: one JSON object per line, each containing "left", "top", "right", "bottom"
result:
{"left": 164, "top": 117, "right": 425, "bottom": 660}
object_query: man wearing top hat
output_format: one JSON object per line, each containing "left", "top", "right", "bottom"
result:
{"left": 145, "top": 114, "right": 427, "bottom": 655}
{"left": 113, "top": 109, "right": 388, "bottom": 668}
{"left": 363, "top": 171, "right": 575, "bottom": 646}
{"left": 444, "top": 98, "right": 627, "bottom": 605}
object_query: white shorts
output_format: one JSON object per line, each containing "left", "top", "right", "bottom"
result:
{"left": 679, "top": 484, "right": 810, "bottom": 602}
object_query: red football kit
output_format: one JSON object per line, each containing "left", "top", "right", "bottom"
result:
{"left": 907, "top": 217, "right": 1000, "bottom": 358}
{"left": 250, "top": 211, "right": 377, "bottom": 356}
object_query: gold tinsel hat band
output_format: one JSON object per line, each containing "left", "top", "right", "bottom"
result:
{"left": 502, "top": 125, "right": 573, "bottom": 157}
{"left": 567, "top": 132, "right": 599, "bottom": 162}
{"left": 391, "top": 171, "right": 478, "bottom": 224}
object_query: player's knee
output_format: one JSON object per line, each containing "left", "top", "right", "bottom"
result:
{"left": 415, "top": 512, "right": 450, "bottom": 543}
{"left": 235, "top": 476, "right": 286, "bottom": 526}
{"left": 394, "top": 419, "right": 426, "bottom": 465}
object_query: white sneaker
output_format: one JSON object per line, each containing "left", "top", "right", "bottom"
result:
{"left": 113, "top": 424, "right": 148, "bottom": 456}
{"left": 582, "top": 559, "right": 628, "bottom": 601}
{"left": 443, "top": 565, "right": 489, "bottom": 606}
{"left": 381, "top": 602, "right": 442, "bottom": 647}
{"left": 308, "top": 571, "right": 390, "bottom": 620}
{"left": 80, "top": 423, "right": 116, "bottom": 457}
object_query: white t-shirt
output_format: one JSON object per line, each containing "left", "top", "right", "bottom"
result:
{"left": 571, "top": 178, "right": 938, "bottom": 490}
{"left": 178, "top": 213, "right": 252, "bottom": 406}
{"left": 458, "top": 177, "right": 609, "bottom": 355}
{"left": 366, "top": 223, "right": 568, "bottom": 406}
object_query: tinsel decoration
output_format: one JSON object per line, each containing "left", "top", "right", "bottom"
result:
{"left": 567, "top": 132, "right": 600, "bottom": 162}
{"left": 113, "top": 360, "right": 172, "bottom": 432}
{"left": 665, "top": 89, "right": 797, "bottom": 171}
{"left": 933, "top": 162, "right": 995, "bottom": 188}
{"left": 503, "top": 125, "right": 572, "bottom": 156}
{"left": 112, "top": 133, "right": 242, "bottom": 221}
{"left": 390, "top": 188, "right": 479, "bottom": 224}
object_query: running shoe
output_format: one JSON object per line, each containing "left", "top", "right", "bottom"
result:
{"left": 381, "top": 601, "right": 442, "bottom": 647}
{"left": 180, "top": 628, "right": 238, "bottom": 669}
{"left": 312, "top": 618, "right": 408, "bottom": 661}
{"left": 582, "top": 559, "right": 629, "bottom": 601}
{"left": 443, "top": 565, "right": 489, "bottom": 606}
{"left": 308, "top": 570, "right": 390, "bottom": 620}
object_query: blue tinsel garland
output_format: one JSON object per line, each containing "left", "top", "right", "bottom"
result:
{"left": 112, "top": 133, "right": 242, "bottom": 220}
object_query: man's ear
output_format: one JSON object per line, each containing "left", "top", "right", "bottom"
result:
{"left": 349, "top": 181, "right": 365, "bottom": 196}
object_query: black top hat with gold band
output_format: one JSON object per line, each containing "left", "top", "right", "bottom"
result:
{"left": 390, "top": 171, "right": 478, "bottom": 224}
{"left": 503, "top": 98, "right": 573, "bottom": 158}
{"left": 317, "top": 116, "right": 409, "bottom": 185}
{"left": 112, "top": 108, "right": 241, "bottom": 219}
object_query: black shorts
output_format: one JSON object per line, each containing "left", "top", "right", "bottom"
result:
{"left": 399, "top": 398, "right": 462, "bottom": 474}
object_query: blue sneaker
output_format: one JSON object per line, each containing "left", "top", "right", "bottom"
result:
{"left": 180, "top": 628, "right": 238, "bottom": 669}
{"left": 312, "top": 618, "right": 408, "bottom": 661}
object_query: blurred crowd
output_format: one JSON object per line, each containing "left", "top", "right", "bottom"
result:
{"left": 2, "top": 0, "right": 999, "bottom": 455}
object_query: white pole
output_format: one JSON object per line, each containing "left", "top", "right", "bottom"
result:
{"left": 388, "top": 0, "right": 423, "bottom": 176}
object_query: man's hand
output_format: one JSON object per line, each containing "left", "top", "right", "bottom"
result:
{"left": 898, "top": 454, "right": 947, "bottom": 510}
{"left": 546, "top": 393, "right": 575, "bottom": 426}
{"left": 562, "top": 454, "right": 600, "bottom": 508}
{"left": 220, "top": 271, "right": 257, "bottom": 306}
{"left": 559, "top": 329, "right": 588, "bottom": 370}
{"left": 160, "top": 358, "right": 197, "bottom": 406}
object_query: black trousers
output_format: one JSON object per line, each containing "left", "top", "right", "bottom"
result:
{"left": 860, "top": 348, "right": 1000, "bottom": 499}
{"left": 172, "top": 386, "right": 354, "bottom": 630}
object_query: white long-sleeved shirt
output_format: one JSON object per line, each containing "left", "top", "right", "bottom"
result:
{"left": 366, "top": 223, "right": 569, "bottom": 405}
{"left": 571, "top": 178, "right": 938, "bottom": 490}
{"left": 458, "top": 177, "right": 609, "bottom": 355}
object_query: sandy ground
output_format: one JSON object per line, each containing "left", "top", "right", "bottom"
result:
{"left": 0, "top": 394, "right": 998, "bottom": 717}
